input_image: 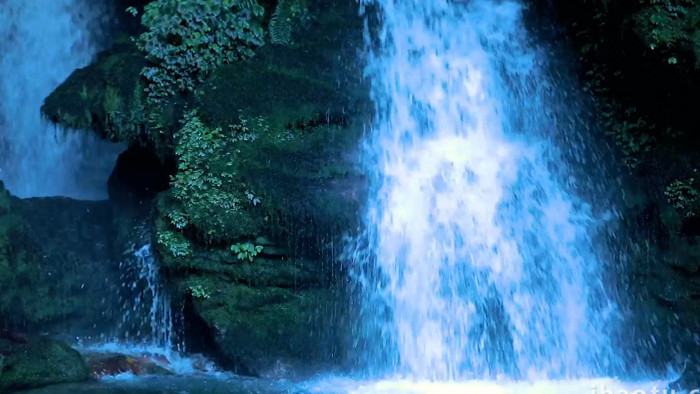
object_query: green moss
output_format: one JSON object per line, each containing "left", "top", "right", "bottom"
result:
{"left": 196, "top": 60, "right": 344, "bottom": 129}
{"left": 41, "top": 42, "right": 147, "bottom": 143}
{"left": 0, "top": 187, "right": 55, "bottom": 325}
{"left": 188, "top": 277, "right": 335, "bottom": 365}
{"left": 0, "top": 337, "right": 89, "bottom": 392}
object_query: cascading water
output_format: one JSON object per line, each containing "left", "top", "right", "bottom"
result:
{"left": 0, "top": 0, "right": 123, "bottom": 199}
{"left": 120, "top": 244, "right": 175, "bottom": 350}
{"left": 347, "top": 0, "right": 675, "bottom": 391}
{"left": 79, "top": 241, "right": 219, "bottom": 376}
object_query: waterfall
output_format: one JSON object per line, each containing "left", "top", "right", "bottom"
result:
{"left": 79, "top": 242, "right": 217, "bottom": 375}
{"left": 0, "top": 0, "right": 123, "bottom": 199}
{"left": 354, "top": 0, "right": 632, "bottom": 382}
{"left": 119, "top": 244, "right": 176, "bottom": 350}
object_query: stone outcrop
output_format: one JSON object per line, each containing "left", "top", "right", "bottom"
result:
{"left": 0, "top": 337, "right": 90, "bottom": 392}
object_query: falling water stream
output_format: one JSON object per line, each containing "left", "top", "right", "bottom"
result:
{"left": 0, "top": 0, "right": 123, "bottom": 199}
{"left": 357, "top": 0, "right": 616, "bottom": 378}
{"left": 75, "top": 242, "right": 216, "bottom": 376}
{"left": 342, "top": 0, "right": 676, "bottom": 392}
{"left": 3, "top": 0, "right": 686, "bottom": 392}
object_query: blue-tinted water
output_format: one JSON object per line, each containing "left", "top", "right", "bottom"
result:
{"left": 349, "top": 0, "right": 673, "bottom": 389}
{"left": 0, "top": 0, "right": 123, "bottom": 199}
{"left": 19, "top": 375, "right": 678, "bottom": 394}
{"left": 3, "top": 0, "right": 681, "bottom": 393}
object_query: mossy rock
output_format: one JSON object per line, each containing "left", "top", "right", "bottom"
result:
{"left": 196, "top": 0, "right": 367, "bottom": 130}
{"left": 157, "top": 236, "right": 329, "bottom": 288}
{"left": 183, "top": 276, "right": 346, "bottom": 376}
{"left": 0, "top": 191, "right": 48, "bottom": 327}
{"left": 154, "top": 117, "right": 365, "bottom": 262}
{"left": 0, "top": 337, "right": 90, "bottom": 392}
{"left": 235, "top": 120, "right": 365, "bottom": 230}
{"left": 155, "top": 103, "right": 365, "bottom": 248}
{"left": 41, "top": 41, "right": 148, "bottom": 143}
{"left": 0, "top": 186, "right": 125, "bottom": 334}
{"left": 196, "top": 60, "right": 346, "bottom": 130}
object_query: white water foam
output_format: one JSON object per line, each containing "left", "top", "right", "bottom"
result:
{"left": 302, "top": 377, "right": 681, "bottom": 394}
{"left": 76, "top": 244, "right": 222, "bottom": 377}
{"left": 0, "top": 0, "right": 123, "bottom": 199}
{"left": 353, "top": 0, "right": 671, "bottom": 388}
{"left": 79, "top": 341, "right": 222, "bottom": 377}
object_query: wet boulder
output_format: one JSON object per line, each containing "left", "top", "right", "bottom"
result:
{"left": 151, "top": 104, "right": 364, "bottom": 376}
{"left": 85, "top": 352, "right": 172, "bottom": 378}
{"left": 41, "top": 39, "right": 148, "bottom": 144}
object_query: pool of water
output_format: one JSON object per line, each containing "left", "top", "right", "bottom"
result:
{"left": 21, "top": 376, "right": 676, "bottom": 394}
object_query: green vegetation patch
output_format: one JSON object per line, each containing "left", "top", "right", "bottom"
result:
{"left": 135, "top": 0, "right": 265, "bottom": 100}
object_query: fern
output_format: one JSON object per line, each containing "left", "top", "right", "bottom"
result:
{"left": 235, "top": 0, "right": 265, "bottom": 17}
{"left": 269, "top": 0, "right": 293, "bottom": 46}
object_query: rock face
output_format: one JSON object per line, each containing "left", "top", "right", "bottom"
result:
{"left": 152, "top": 4, "right": 368, "bottom": 372}
{"left": 0, "top": 181, "right": 128, "bottom": 336}
{"left": 152, "top": 52, "right": 367, "bottom": 375}
{"left": 0, "top": 337, "right": 90, "bottom": 392}
{"left": 38, "top": 0, "right": 368, "bottom": 377}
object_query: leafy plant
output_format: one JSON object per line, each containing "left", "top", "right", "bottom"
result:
{"left": 603, "top": 104, "right": 655, "bottom": 169}
{"left": 245, "top": 190, "right": 261, "bottom": 206}
{"left": 157, "top": 229, "right": 191, "bottom": 257}
{"left": 230, "top": 242, "right": 263, "bottom": 262}
{"left": 188, "top": 284, "right": 211, "bottom": 299}
{"left": 169, "top": 110, "right": 270, "bottom": 243}
{"left": 170, "top": 110, "right": 240, "bottom": 241}
{"left": 269, "top": 0, "right": 311, "bottom": 46}
{"left": 665, "top": 176, "right": 700, "bottom": 217}
{"left": 134, "top": 0, "right": 265, "bottom": 99}
{"left": 635, "top": 0, "right": 700, "bottom": 67}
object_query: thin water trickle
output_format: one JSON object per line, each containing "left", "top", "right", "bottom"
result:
{"left": 0, "top": 0, "right": 123, "bottom": 199}
{"left": 77, "top": 242, "right": 218, "bottom": 376}
{"left": 107, "top": 243, "right": 177, "bottom": 351}
{"left": 131, "top": 244, "right": 175, "bottom": 349}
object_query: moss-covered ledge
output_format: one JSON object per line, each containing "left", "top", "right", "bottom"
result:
{"left": 41, "top": 40, "right": 148, "bottom": 142}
